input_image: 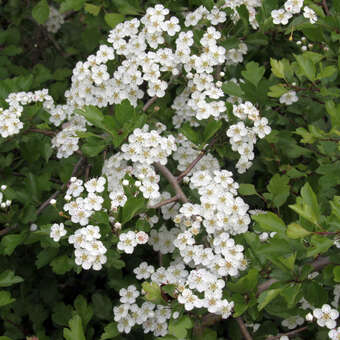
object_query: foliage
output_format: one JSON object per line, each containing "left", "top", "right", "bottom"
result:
{"left": 0, "top": 0, "right": 339, "bottom": 340}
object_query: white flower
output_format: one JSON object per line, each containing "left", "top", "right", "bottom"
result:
{"left": 117, "top": 231, "right": 137, "bottom": 254}
{"left": 136, "top": 231, "right": 149, "bottom": 244}
{"left": 313, "top": 304, "right": 339, "bottom": 329}
{"left": 50, "top": 223, "right": 67, "bottom": 242}
{"left": 119, "top": 285, "right": 140, "bottom": 304}
{"left": 271, "top": 9, "right": 292, "bottom": 25}
{"left": 329, "top": 327, "right": 340, "bottom": 340}
{"left": 279, "top": 90, "right": 298, "bottom": 105}
{"left": 281, "top": 315, "right": 304, "bottom": 329}
{"left": 303, "top": 6, "right": 317, "bottom": 24}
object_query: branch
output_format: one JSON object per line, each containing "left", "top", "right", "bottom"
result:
{"left": 36, "top": 156, "right": 85, "bottom": 216}
{"left": 236, "top": 317, "right": 253, "bottom": 340}
{"left": 153, "top": 163, "right": 188, "bottom": 204}
{"left": 0, "top": 156, "right": 85, "bottom": 237}
{"left": 177, "top": 134, "right": 218, "bottom": 183}
{"left": 322, "top": 0, "right": 330, "bottom": 15}
{"left": 26, "top": 128, "right": 56, "bottom": 136}
{"left": 149, "top": 195, "right": 179, "bottom": 209}
{"left": 266, "top": 326, "right": 308, "bottom": 340}
{"left": 143, "top": 96, "right": 158, "bottom": 112}
{"left": 257, "top": 256, "right": 331, "bottom": 295}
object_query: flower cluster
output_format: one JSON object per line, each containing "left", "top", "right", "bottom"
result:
{"left": 48, "top": 176, "right": 108, "bottom": 270}
{"left": 63, "top": 177, "right": 106, "bottom": 226}
{"left": 117, "top": 230, "right": 149, "bottom": 254}
{"left": 121, "top": 126, "right": 176, "bottom": 165}
{"left": 227, "top": 101, "right": 271, "bottom": 173}
{"left": 68, "top": 225, "right": 107, "bottom": 270}
{"left": 0, "top": 185, "right": 11, "bottom": 209}
{"left": 0, "top": 90, "right": 51, "bottom": 138}
{"left": 113, "top": 284, "right": 172, "bottom": 336}
{"left": 271, "top": 0, "right": 317, "bottom": 25}
{"left": 45, "top": 6, "right": 65, "bottom": 33}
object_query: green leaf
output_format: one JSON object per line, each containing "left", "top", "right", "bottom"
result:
{"left": 81, "top": 138, "right": 107, "bottom": 157}
{"left": 303, "top": 281, "right": 328, "bottom": 307}
{"left": 32, "top": 0, "right": 50, "bottom": 25}
{"left": 202, "top": 119, "right": 222, "bottom": 145}
{"left": 325, "top": 101, "right": 340, "bottom": 128}
{"left": 100, "top": 322, "right": 119, "bottom": 340}
{"left": 104, "top": 13, "right": 125, "bottom": 28}
{"left": 289, "top": 183, "right": 320, "bottom": 226}
{"left": 266, "top": 174, "right": 290, "bottom": 208}
{"left": 241, "top": 61, "right": 265, "bottom": 87}
{"left": 121, "top": 196, "right": 145, "bottom": 224}
{"left": 1, "top": 45, "right": 23, "bottom": 56}
{"left": 280, "top": 284, "right": 301, "bottom": 308}
{"left": 0, "top": 233, "right": 26, "bottom": 256}
{"left": 60, "top": 0, "right": 85, "bottom": 13}
{"left": 306, "top": 235, "right": 334, "bottom": 258}
{"left": 268, "top": 84, "right": 288, "bottom": 98}
{"left": 286, "top": 223, "right": 312, "bottom": 239}
{"left": 142, "top": 282, "right": 164, "bottom": 305}
{"left": 91, "top": 293, "right": 113, "bottom": 320}
{"left": 238, "top": 183, "right": 258, "bottom": 196}
{"left": 222, "top": 81, "right": 244, "bottom": 97}
{"left": 35, "top": 247, "right": 59, "bottom": 269}
{"left": 333, "top": 266, "right": 340, "bottom": 283}
{"left": 317, "top": 66, "right": 337, "bottom": 80}
{"left": 228, "top": 268, "right": 259, "bottom": 293}
{"left": 63, "top": 314, "right": 85, "bottom": 340}
{"left": 252, "top": 212, "right": 286, "bottom": 235}
{"left": 50, "top": 255, "right": 74, "bottom": 275}
{"left": 294, "top": 54, "right": 316, "bottom": 82}
{"left": 111, "top": 0, "right": 140, "bottom": 15}
{"left": 161, "top": 284, "right": 177, "bottom": 298}
{"left": 74, "top": 295, "right": 93, "bottom": 329}
{"left": 0, "top": 290, "right": 15, "bottom": 307}
{"left": 52, "top": 303, "right": 73, "bottom": 327}
{"left": 270, "top": 58, "right": 285, "bottom": 79}
{"left": 0, "top": 270, "right": 23, "bottom": 287}
{"left": 258, "top": 288, "right": 283, "bottom": 311}
{"left": 168, "top": 315, "right": 193, "bottom": 339}
{"left": 84, "top": 3, "right": 101, "bottom": 16}
{"left": 180, "top": 123, "right": 200, "bottom": 145}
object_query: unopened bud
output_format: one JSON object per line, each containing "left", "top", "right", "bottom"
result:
{"left": 114, "top": 222, "right": 121, "bottom": 230}
{"left": 306, "top": 313, "right": 313, "bottom": 321}
{"left": 50, "top": 199, "right": 56, "bottom": 205}
{"left": 30, "top": 224, "right": 38, "bottom": 232}
{"left": 1, "top": 185, "right": 7, "bottom": 191}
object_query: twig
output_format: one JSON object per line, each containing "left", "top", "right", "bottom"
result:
{"left": 177, "top": 135, "right": 219, "bottom": 183}
{"left": 143, "top": 96, "right": 158, "bottom": 112}
{"left": 0, "top": 157, "right": 85, "bottom": 237}
{"left": 322, "top": 0, "right": 330, "bottom": 15}
{"left": 149, "top": 195, "right": 179, "bottom": 209}
{"left": 236, "top": 317, "right": 253, "bottom": 340}
{"left": 257, "top": 256, "right": 331, "bottom": 295}
{"left": 85, "top": 163, "right": 92, "bottom": 181}
{"left": 153, "top": 163, "right": 188, "bottom": 204}
{"left": 36, "top": 156, "right": 85, "bottom": 216}
{"left": 266, "top": 326, "right": 308, "bottom": 340}
{"left": 26, "top": 128, "right": 56, "bottom": 136}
